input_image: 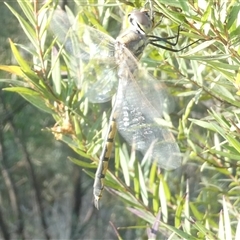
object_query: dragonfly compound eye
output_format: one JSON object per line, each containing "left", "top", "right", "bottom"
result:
{"left": 128, "top": 9, "right": 153, "bottom": 35}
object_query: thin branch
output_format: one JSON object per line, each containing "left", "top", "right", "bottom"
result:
{"left": 0, "top": 91, "right": 50, "bottom": 239}
{"left": 0, "top": 206, "right": 10, "bottom": 240}
{"left": 0, "top": 95, "right": 25, "bottom": 239}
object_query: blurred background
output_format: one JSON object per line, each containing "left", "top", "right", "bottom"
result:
{"left": 0, "top": 0, "right": 240, "bottom": 239}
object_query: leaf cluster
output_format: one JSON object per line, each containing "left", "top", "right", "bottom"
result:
{"left": 1, "top": 0, "right": 240, "bottom": 239}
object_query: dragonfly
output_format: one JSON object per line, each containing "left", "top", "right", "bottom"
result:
{"left": 51, "top": 6, "right": 190, "bottom": 209}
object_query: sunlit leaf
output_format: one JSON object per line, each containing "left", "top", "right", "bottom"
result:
{"left": 3, "top": 87, "right": 54, "bottom": 114}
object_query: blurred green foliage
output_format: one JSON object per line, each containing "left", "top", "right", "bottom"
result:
{"left": 0, "top": 0, "right": 240, "bottom": 239}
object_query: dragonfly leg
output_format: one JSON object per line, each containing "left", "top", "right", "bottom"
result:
{"left": 148, "top": 25, "right": 202, "bottom": 52}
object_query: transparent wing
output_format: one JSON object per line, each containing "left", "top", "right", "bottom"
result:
{"left": 50, "top": 8, "right": 118, "bottom": 103}
{"left": 115, "top": 50, "right": 181, "bottom": 170}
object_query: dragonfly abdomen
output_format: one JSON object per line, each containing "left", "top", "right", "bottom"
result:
{"left": 93, "top": 111, "right": 117, "bottom": 208}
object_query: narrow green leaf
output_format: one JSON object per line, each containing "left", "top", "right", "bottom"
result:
{"left": 51, "top": 47, "right": 62, "bottom": 95}
{"left": 184, "top": 182, "right": 190, "bottom": 234}
{"left": 218, "top": 210, "right": 225, "bottom": 240}
{"left": 133, "top": 159, "right": 140, "bottom": 199}
{"left": 182, "top": 54, "right": 231, "bottom": 61}
{"left": 69, "top": 157, "right": 96, "bottom": 168}
{"left": 114, "top": 150, "right": 121, "bottom": 183}
{"left": 127, "top": 207, "right": 158, "bottom": 225}
{"left": 178, "top": 0, "right": 189, "bottom": 12}
{"left": 119, "top": 143, "right": 130, "bottom": 186}
{"left": 159, "top": 177, "right": 168, "bottom": 223}
{"left": 84, "top": 10, "right": 109, "bottom": 34}
{"left": 222, "top": 196, "right": 233, "bottom": 240}
{"left": 208, "top": 149, "right": 240, "bottom": 161}
{"left": 207, "top": 61, "right": 239, "bottom": 71}
{"left": 0, "top": 79, "right": 28, "bottom": 87}
{"left": 181, "top": 40, "right": 216, "bottom": 56}
{"left": 189, "top": 119, "right": 217, "bottom": 132}
{"left": 201, "top": 1, "right": 211, "bottom": 22}
{"left": 0, "top": 65, "right": 25, "bottom": 77}
{"left": 9, "top": 40, "right": 32, "bottom": 73}
{"left": 6, "top": 5, "right": 37, "bottom": 49}
{"left": 191, "top": 218, "right": 218, "bottom": 239}
{"left": 72, "top": 116, "right": 82, "bottom": 140}
{"left": 154, "top": 2, "right": 185, "bottom": 24}
{"left": 138, "top": 163, "right": 148, "bottom": 206}
{"left": 155, "top": 0, "right": 181, "bottom": 8}
{"left": 3, "top": 87, "right": 54, "bottom": 114}
{"left": 149, "top": 161, "right": 157, "bottom": 187}
{"left": 110, "top": 189, "right": 142, "bottom": 208}
{"left": 235, "top": 218, "right": 240, "bottom": 240}
{"left": 129, "top": 206, "right": 198, "bottom": 240}
{"left": 189, "top": 203, "right": 205, "bottom": 221}
{"left": 175, "top": 195, "right": 185, "bottom": 228}
{"left": 225, "top": 134, "right": 240, "bottom": 154}
{"left": 211, "top": 87, "right": 239, "bottom": 107}
{"left": 61, "top": 137, "right": 91, "bottom": 159}
{"left": 226, "top": 5, "right": 240, "bottom": 30}
{"left": 16, "top": 0, "right": 35, "bottom": 26}
{"left": 210, "top": 109, "right": 231, "bottom": 128}
{"left": 38, "top": 8, "right": 49, "bottom": 50}
{"left": 152, "top": 182, "right": 159, "bottom": 213}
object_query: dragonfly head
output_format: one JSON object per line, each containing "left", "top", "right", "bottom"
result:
{"left": 128, "top": 9, "right": 154, "bottom": 35}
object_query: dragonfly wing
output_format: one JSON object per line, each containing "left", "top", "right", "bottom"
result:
{"left": 115, "top": 52, "right": 181, "bottom": 170}
{"left": 50, "top": 8, "right": 118, "bottom": 103}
